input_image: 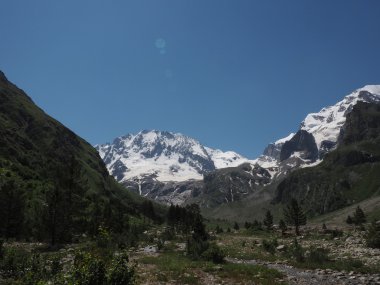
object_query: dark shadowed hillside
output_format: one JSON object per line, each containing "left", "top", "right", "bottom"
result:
{"left": 0, "top": 71, "right": 155, "bottom": 243}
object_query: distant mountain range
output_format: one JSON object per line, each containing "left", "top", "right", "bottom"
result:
{"left": 96, "top": 85, "right": 380, "bottom": 206}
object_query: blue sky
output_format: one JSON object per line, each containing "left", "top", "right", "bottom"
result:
{"left": 1, "top": 1, "right": 380, "bottom": 157}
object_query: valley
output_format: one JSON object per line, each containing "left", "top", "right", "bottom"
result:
{"left": 1, "top": 66, "right": 380, "bottom": 285}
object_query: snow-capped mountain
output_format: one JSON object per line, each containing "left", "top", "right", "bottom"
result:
{"left": 302, "top": 85, "right": 380, "bottom": 149}
{"left": 95, "top": 130, "right": 250, "bottom": 183}
{"left": 254, "top": 85, "right": 380, "bottom": 179}
{"left": 95, "top": 85, "right": 380, "bottom": 206}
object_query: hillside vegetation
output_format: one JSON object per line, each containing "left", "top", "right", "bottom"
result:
{"left": 0, "top": 71, "right": 158, "bottom": 244}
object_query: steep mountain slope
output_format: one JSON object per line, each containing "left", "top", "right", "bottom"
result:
{"left": 0, "top": 71, "right": 148, "bottom": 241}
{"left": 274, "top": 102, "right": 380, "bottom": 217}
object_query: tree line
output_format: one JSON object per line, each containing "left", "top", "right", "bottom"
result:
{"left": 0, "top": 156, "right": 154, "bottom": 246}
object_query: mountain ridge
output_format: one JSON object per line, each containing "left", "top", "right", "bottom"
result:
{"left": 95, "top": 85, "right": 380, "bottom": 207}
{"left": 95, "top": 129, "right": 252, "bottom": 183}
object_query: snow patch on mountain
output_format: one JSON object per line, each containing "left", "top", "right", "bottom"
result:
{"left": 204, "top": 147, "right": 250, "bottom": 169}
{"left": 275, "top": 133, "right": 295, "bottom": 144}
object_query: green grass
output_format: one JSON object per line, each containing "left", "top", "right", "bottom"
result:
{"left": 215, "top": 263, "right": 284, "bottom": 285}
{"left": 290, "top": 258, "right": 380, "bottom": 274}
{"left": 138, "top": 250, "right": 285, "bottom": 284}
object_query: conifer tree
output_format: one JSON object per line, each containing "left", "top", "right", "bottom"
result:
{"left": 346, "top": 215, "right": 353, "bottom": 225}
{"left": 283, "top": 199, "right": 306, "bottom": 236}
{"left": 263, "top": 210, "right": 274, "bottom": 231}
{"left": 353, "top": 206, "right": 366, "bottom": 226}
{"left": 279, "top": 219, "right": 287, "bottom": 236}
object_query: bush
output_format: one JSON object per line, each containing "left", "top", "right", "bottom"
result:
{"left": 0, "top": 247, "right": 30, "bottom": 278}
{"left": 50, "top": 255, "right": 62, "bottom": 277}
{"left": 307, "top": 247, "right": 330, "bottom": 264}
{"left": 96, "top": 226, "right": 111, "bottom": 248}
{"left": 365, "top": 221, "right": 380, "bottom": 248}
{"left": 71, "top": 252, "right": 106, "bottom": 285}
{"left": 262, "top": 239, "right": 278, "bottom": 255}
{"left": 161, "top": 228, "right": 175, "bottom": 241}
{"left": 107, "top": 251, "right": 135, "bottom": 285}
{"left": 22, "top": 253, "right": 49, "bottom": 284}
{"left": 201, "top": 243, "right": 225, "bottom": 264}
{"left": 325, "top": 228, "right": 343, "bottom": 239}
{"left": 284, "top": 239, "right": 305, "bottom": 262}
{"left": 215, "top": 225, "right": 223, "bottom": 234}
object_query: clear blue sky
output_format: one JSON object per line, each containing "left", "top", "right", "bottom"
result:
{"left": 1, "top": 1, "right": 380, "bottom": 157}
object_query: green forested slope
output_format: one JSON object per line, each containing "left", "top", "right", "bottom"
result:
{"left": 0, "top": 71, "right": 154, "bottom": 243}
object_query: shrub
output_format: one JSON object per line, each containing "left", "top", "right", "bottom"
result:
{"left": 21, "top": 253, "right": 46, "bottom": 285}
{"left": 71, "top": 252, "right": 106, "bottom": 285}
{"left": 215, "top": 225, "right": 223, "bottom": 234}
{"left": 96, "top": 226, "right": 111, "bottom": 248}
{"left": 107, "top": 251, "right": 135, "bottom": 285}
{"left": 0, "top": 247, "right": 30, "bottom": 278}
{"left": 285, "top": 239, "right": 305, "bottom": 262}
{"left": 201, "top": 243, "right": 225, "bottom": 264}
{"left": 50, "top": 255, "right": 62, "bottom": 276}
{"left": 161, "top": 227, "right": 175, "bottom": 241}
{"left": 326, "top": 228, "right": 343, "bottom": 239}
{"left": 365, "top": 221, "right": 380, "bottom": 248}
{"left": 307, "top": 247, "right": 330, "bottom": 264}
{"left": 262, "top": 239, "right": 278, "bottom": 255}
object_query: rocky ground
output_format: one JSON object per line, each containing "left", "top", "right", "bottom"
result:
{"left": 228, "top": 257, "right": 380, "bottom": 285}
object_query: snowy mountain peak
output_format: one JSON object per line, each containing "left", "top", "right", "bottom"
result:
{"left": 301, "top": 85, "right": 380, "bottom": 150}
{"left": 95, "top": 130, "right": 250, "bottom": 183}
{"left": 357, "top": 85, "right": 380, "bottom": 95}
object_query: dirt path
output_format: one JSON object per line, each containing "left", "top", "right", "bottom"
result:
{"left": 226, "top": 257, "right": 380, "bottom": 285}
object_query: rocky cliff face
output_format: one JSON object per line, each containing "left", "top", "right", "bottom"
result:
{"left": 279, "top": 130, "right": 318, "bottom": 162}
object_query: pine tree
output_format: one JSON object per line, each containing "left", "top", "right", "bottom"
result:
{"left": 263, "top": 210, "right": 274, "bottom": 231}
{"left": 233, "top": 222, "right": 240, "bottom": 231}
{"left": 283, "top": 199, "right": 306, "bottom": 236}
{"left": 279, "top": 219, "right": 287, "bottom": 236}
{"left": 353, "top": 206, "right": 366, "bottom": 226}
{"left": 346, "top": 215, "right": 353, "bottom": 225}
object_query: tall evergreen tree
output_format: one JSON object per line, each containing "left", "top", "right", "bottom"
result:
{"left": 283, "top": 199, "right": 306, "bottom": 235}
{"left": 279, "top": 219, "right": 287, "bottom": 236}
{"left": 353, "top": 206, "right": 366, "bottom": 226}
{"left": 263, "top": 210, "right": 274, "bottom": 231}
